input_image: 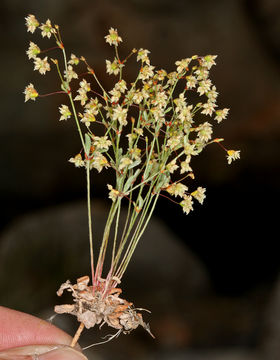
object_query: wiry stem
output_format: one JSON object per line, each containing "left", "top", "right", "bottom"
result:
{"left": 86, "top": 160, "right": 95, "bottom": 287}
{"left": 68, "top": 92, "right": 86, "bottom": 151}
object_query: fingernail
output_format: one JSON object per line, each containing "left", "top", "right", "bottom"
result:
{"left": 38, "top": 347, "right": 87, "bottom": 360}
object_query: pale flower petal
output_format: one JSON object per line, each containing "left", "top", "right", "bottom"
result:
{"left": 23, "top": 83, "right": 38, "bottom": 102}
{"left": 25, "top": 14, "right": 39, "bottom": 33}
{"left": 105, "top": 28, "right": 122, "bottom": 46}
{"left": 227, "top": 150, "right": 240, "bottom": 164}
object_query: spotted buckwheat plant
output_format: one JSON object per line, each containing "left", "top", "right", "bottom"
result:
{"left": 24, "top": 14, "right": 240, "bottom": 347}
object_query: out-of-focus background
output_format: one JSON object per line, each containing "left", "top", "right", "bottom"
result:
{"left": 0, "top": 0, "right": 279, "bottom": 359}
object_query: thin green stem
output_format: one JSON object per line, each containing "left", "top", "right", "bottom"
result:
{"left": 53, "top": 60, "right": 65, "bottom": 86}
{"left": 68, "top": 92, "right": 86, "bottom": 151}
{"left": 86, "top": 160, "right": 95, "bottom": 286}
{"left": 95, "top": 201, "right": 118, "bottom": 282}
{"left": 116, "top": 190, "right": 160, "bottom": 280}
{"left": 111, "top": 198, "right": 121, "bottom": 268}
{"left": 113, "top": 171, "right": 156, "bottom": 277}
{"left": 114, "top": 45, "right": 122, "bottom": 80}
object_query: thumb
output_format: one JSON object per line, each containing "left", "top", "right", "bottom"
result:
{"left": 0, "top": 344, "right": 88, "bottom": 360}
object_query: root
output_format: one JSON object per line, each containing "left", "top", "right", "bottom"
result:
{"left": 54, "top": 275, "right": 154, "bottom": 344}
{"left": 71, "top": 322, "right": 85, "bottom": 347}
{"left": 82, "top": 329, "right": 122, "bottom": 350}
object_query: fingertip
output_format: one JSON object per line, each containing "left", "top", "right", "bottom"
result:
{"left": 39, "top": 346, "right": 88, "bottom": 360}
{"left": 0, "top": 306, "right": 72, "bottom": 350}
{"left": 0, "top": 345, "right": 88, "bottom": 360}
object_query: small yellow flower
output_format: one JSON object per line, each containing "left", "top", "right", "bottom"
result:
{"left": 79, "top": 79, "right": 91, "bottom": 92}
{"left": 115, "top": 80, "right": 127, "bottom": 93}
{"left": 106, "top": 59, "right": 121, "bottom": 76}
{"left": 167, "top": 135, "right": 182, "bottom": 150}
{"left": 74, "top": 81, "right": 91, "bottom": 106}
{"left": 69, "top": 154, "right": 85, "bottom": 167}
{"left": 59, "top": 105, "right": 71, "bottom": 121}
{"left": 132, "top": 90, "right": 143, "bottom": 104}
{"left": 26, "top": 42, "right": 40, "bottom": 59}
{"left": 201, "top": 101, "right": 217, "bottom": 116}
{"left": 64, "top": 65, "right": 78, "bottom": 82}
{"left": 166, "top": 183, "right": 188, "bottom": 197}
{"left": 175, "top": 58, "right": 191, "bottom": 74}
{"left": 197, "top": 79, "right": 212, "bottom": 96}
{"left": 85, "top": 98, "right": 101, "bottom": 114}
{"left": 226, "top": 150, "right": 240, "bottom": 164}
{"left": 215, "top": 108, "right": 229, "bottom": 123}
{"left": 109, "top": 88, "right": 121, "bottom": 103}
{"left": 130, "top": 147, "right": 141, "bottom": 161}
{"left": 80, "top": 110, "right": 96, "bottom": 127}
{"left": 137, "top": 49, "right": 150, "bottom": 64}
{"left": 23, "top": 83, "right": 38, "bottom": 102}
{"left": 139, "top": 65, "right": 154, "bottom": 80}
{"left": 25, "top": 14, "right": 39, "bottom": 33}
{"left": 91, "top": 152, "right": 109, "bottom": 172}
{"left": 33, "top": 56, "right": 50, "bottom": 75}
{"left": 202, "top": 55, "right": 217, "bottom": 70}
{"left": 107, "top": 184, "right": 120, "bottom": 202}
{"left": 68, "top": 54, "right": 80, "bottom": 66}
{"left": 105, "top": 28, "right": 122, "bottom": 46}
{"left": 191, "top": 187, "right": 206, "bottom": 204}
{"left": 119, "top": 157, "right": 133, "bottom": 171}
{"left": 166, "top": 159, "right": 179, "bottom": 174}
{"left": 186, "top": 75, "right": 197, "bottom": 89}
{"left": 180, "top": 195, "right": 194, "bottom": 214}
{"left": 40, "top": 19, "right": 56, "bottom": 38}
{"left": 112, "top": 105, "right": 128, "bottom": 126}
{"left": 93, "top": 136, "right": 112, "bottom": 151}
{"left": 196, "top": 122, "right": 213, "bottom": 143}
{"left": 180, "top": 156, "right": 192, "bottom": 174}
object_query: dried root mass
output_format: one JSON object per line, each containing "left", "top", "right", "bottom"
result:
{"left": 54, "top": 276, "right": 154, "bottom": 338}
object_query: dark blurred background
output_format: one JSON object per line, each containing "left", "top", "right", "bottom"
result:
{"left": 0, "top": 0, "right": 280, "bottom": 359}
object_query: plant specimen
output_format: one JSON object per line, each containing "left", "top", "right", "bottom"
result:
{"left": 24, "top": 14, "right": 240, "bottom": 347}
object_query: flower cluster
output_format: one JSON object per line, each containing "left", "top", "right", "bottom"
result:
{"left": 24, "top": 14, "right": 240, "bottom": 216}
